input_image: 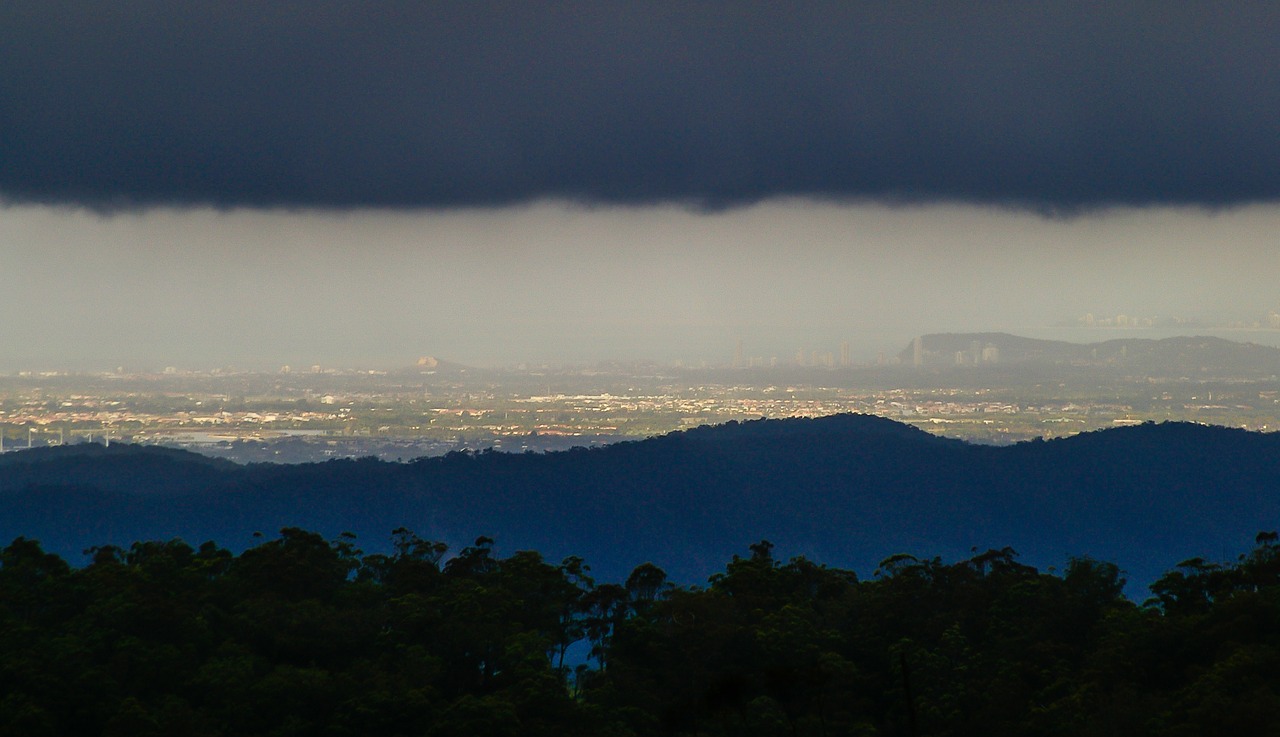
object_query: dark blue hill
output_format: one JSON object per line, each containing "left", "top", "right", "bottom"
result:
{"left": 0, "top": 442, "right": 239, "bottom": 496}
{"left": 2, "top": 414, "right": 1278, "bottom": 594}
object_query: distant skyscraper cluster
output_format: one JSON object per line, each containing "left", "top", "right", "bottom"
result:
{"left": 1080, "top": 313, "right": 1156, "bottom": 328}
{"left": 1079, "top": 310, "right": 1280, "bottom": 330}
{"left": 908, "top": 335, "right": 999, "bottom": 369}
{"left": 954, "top": 340, "right": 999, "bottom": 366}
{"left": 732, "top": 339, "right": 855, "bottom": 368}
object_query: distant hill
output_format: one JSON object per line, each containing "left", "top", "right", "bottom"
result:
{"left": 898, "top": 332, "right": 1280, "bottom": 376}
{"left": 2, "top": 414, "right": 1279, "bottom": 595}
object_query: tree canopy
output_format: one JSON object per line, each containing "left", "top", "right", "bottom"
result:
{"left": 2, "top": 530, "right": 1279, "bottom": 736}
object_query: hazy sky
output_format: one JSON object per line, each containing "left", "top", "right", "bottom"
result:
{"left": 2, "top": 4, "right": 1278, "bottom": 369}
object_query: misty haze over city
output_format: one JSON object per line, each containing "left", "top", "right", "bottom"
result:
{"left": 5, "top": 202, "right": 1280, "bottom": 372}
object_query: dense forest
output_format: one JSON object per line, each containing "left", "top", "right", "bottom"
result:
{"left": 3, "top": 528, "right": 1279, "bottom": 736}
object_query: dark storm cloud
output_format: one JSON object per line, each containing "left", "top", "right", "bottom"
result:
{"left": 1, "top": 2, "right": 1277, "bottom": 210}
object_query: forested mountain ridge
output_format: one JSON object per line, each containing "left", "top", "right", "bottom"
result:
{"left": 899, "top": 332, "right": 1280, "bottom": 375}
{"left": 2, "top": 414, "right": 1279, "bottom": 592}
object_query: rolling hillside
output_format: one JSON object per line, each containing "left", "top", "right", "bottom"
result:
{"left": 2, "top": 414, "right": 1278, "bottom": 594}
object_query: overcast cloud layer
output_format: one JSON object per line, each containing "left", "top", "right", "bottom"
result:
{"left": 3, "top": 2, "right": 1278, "bottom": 211}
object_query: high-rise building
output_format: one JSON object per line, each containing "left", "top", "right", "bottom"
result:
{"left": 839, "top": 341, "right": 851, "bottom": 367}
{"left": 913, "top": 336, "right": 923, "bottom": 368}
